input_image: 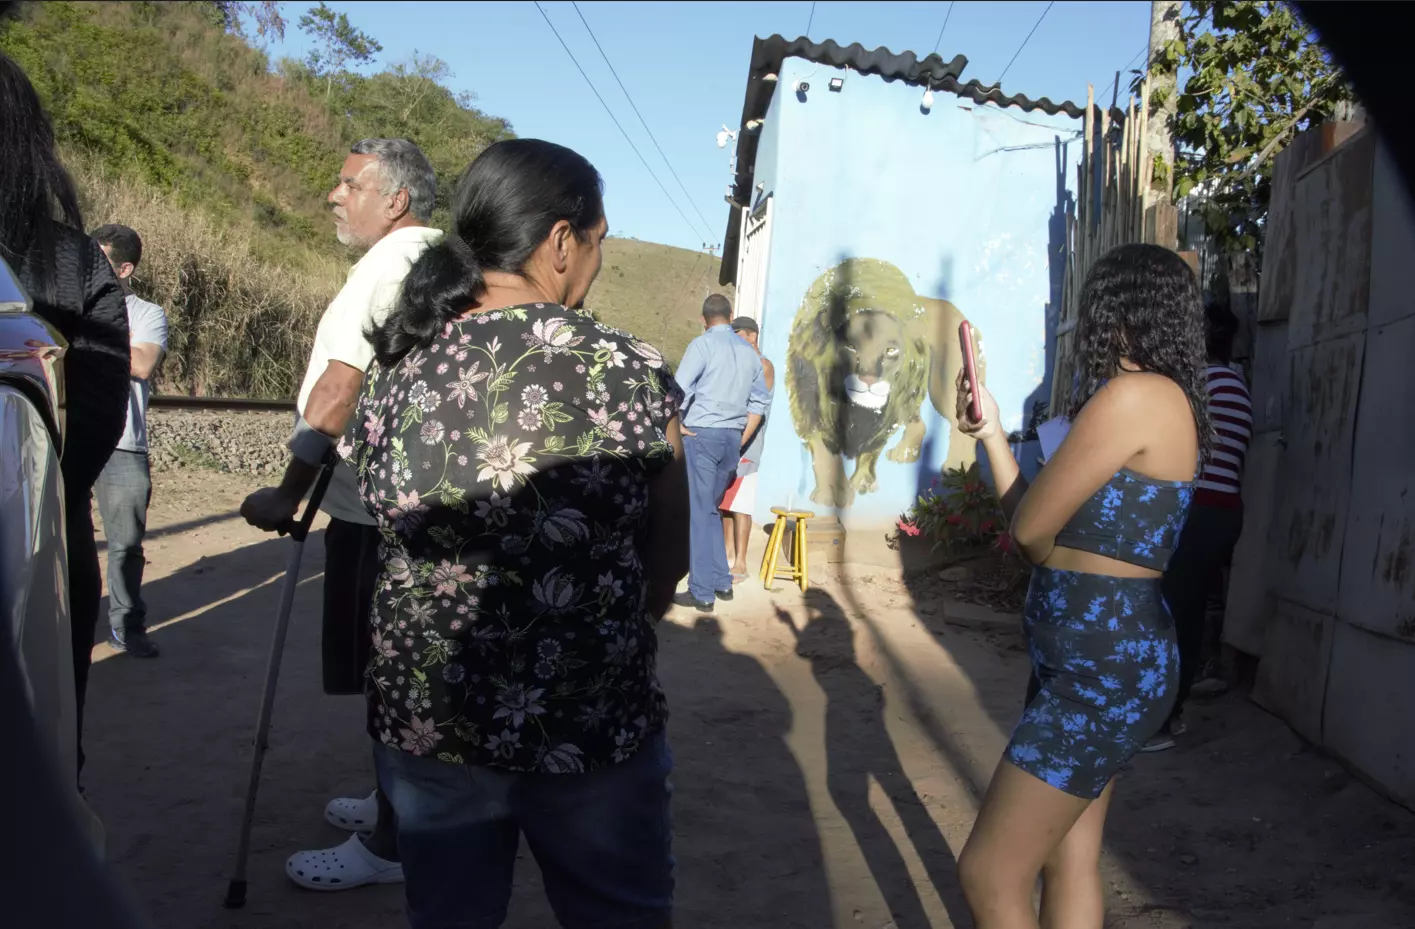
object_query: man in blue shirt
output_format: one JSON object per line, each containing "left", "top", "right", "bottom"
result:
{"left": 672, "top": 295, "right": 771, "bottom": 611}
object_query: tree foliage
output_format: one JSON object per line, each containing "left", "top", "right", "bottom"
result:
{"left": 0, "top": 1, "right": 511, "bottom": 262}
{"left": 298, "top": 0, "right": 381, "bottom": 99}
{"left": 207, "top": 0, "right": 285, "bottom": 46}
{"left": 1138, "top": 0, "right": 1352, "bottom": 253}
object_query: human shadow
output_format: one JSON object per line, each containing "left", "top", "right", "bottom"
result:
{"left": 659, "top": 615, "right": 833, "bottom": 928}
{"left": 777, "top": 589, "right": 971, "bottom": 929}
{"left": 92, "top": 531, "right": 303, "bottom": 646}
{"left": 83, "top": 525, "right": 408, "bottom": 929}
{"left": 97, "top": 509, "right": 244, "bottom": 552}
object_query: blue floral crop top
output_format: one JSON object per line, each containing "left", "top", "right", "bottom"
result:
{"left": 1052, "top": 468, "right": 1194, "bottom": 571}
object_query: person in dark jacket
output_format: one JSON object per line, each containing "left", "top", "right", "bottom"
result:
{"left": 1, "top": 51, "right": 131, "bottom": 777}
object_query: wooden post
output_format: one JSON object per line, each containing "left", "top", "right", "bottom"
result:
{"left": 1147, "top": 0, "right": 1181, "bottom": 246}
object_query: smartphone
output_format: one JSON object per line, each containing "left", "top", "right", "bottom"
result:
{"left": 959, "top": 321, "right": 982, "bottom": 423}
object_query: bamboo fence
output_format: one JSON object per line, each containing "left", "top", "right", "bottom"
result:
{"left": 1049, "top": 76, "right": 1177, "bottom": 415}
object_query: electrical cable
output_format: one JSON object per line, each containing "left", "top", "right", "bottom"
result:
{"left": 932, "top": 1, "right": 956, "bottom": 55}
{"left": 533, "top": 0, "right": 705, "bottom": 245}
{"left": 996, "top": 0, "right": 1055, "bottom": 86}
{"left": 1097, "top": 42, "right": 1150, "bottom": 105}
{"left": 806, "top": 1, "right": 816, "bottom": 35}
{"left": 570, "top": 1, "right": 715, "bottom": 239}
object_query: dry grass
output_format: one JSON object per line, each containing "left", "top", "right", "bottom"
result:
{"left": 72, "top": 153, "right": 735, "bottom": 398}
{"left": 71, "top": 149, "right": 345, "bottom": 398}
{"left": 586, "top": 239, "right": 734, "bottom": 365}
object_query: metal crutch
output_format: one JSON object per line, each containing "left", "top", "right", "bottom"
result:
{"left": 224, "top": 462, "right": 335, "bottom": 909}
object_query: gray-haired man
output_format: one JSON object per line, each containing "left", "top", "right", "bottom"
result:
{"left": 241, "top": 139, "right": 442, "bottom": 891}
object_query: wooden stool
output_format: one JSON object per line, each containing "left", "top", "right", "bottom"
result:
{"left": 761, "top": 507, "right": 815, "bottom": 592}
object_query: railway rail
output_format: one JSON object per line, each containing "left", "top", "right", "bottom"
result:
{"left": 149, "top": 395, "right": 296, "bottom": 413}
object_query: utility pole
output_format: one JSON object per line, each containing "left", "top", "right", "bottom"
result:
{"left": 1146, "top": 0, "right": 1182, "bottom": 248}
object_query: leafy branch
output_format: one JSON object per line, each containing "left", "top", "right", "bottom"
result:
{"left": 298, "top": 0, "right": 381, "bottom": 101}
{"left": 1135, "top": 0, "right": 1353, "bottom": 255}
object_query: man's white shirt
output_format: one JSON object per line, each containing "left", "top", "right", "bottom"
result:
{"left": 297, "top": 225, "right": 443, "bottom": 525}
{"left": 118, "top": 294, "right": 169, "bottom": 453}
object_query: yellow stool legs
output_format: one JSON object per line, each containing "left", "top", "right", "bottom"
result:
{"left": 760, "top": 507, "right": 814, "bottom": 592}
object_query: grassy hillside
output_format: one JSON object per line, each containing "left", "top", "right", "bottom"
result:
{"left": 1, "top": 1, "right": 728, "bottom": 396}
{"left": 589, "top": 239, "right": 731, "bottom": 367}
{"left": 1, "top": 0, "right": 510, "bottom": 263}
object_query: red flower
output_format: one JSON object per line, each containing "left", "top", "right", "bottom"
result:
{"left": 980, "top": 520, "right": 995, "bottom": 533}
{"left": 896, "top": 518, "right": 922, "bottom": 537}
{"left": 995, "top": 533, "right": 1014, "bottom": 553}
{"left": 945, "top": 515, "right": 964, "bottom": 526}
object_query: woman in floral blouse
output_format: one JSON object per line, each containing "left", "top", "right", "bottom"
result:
{"left": 345, "top": 139, "right": 688, "bottom": 929}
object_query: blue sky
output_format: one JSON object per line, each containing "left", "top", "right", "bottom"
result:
{"left": 255, "top": 1, "right": 1153, "bottom": 253}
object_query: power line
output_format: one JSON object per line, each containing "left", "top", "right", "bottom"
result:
{"left": 1097, "top": 42, "right": 1150, "bottom": 105}
{"left": 932, "top": 1, "right": 956, "bottom": 55}
{"left": 570, "top": 2, "right": 715, "bottom": 238}
{"left": 806, "top": 1, "right": 816, "bottom": 35}
{"left": 533, "top": 1, "right": 707, "bottom": 245}
{"left": 996, "top": 0, "right": 1055, "bottom": 86}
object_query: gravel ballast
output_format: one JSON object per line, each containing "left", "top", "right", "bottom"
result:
{"left": 146, "top": 408, "right": 294, "bottom": 475}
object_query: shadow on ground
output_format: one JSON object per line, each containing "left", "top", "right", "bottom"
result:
{"left": 85, "top": 531, "right": 837, "bottom": 929}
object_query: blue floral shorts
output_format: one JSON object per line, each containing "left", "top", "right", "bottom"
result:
{"left": 1007, "top": 566, "right": 1179, "bottom": 799}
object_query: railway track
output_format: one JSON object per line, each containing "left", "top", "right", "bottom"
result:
{"left": 149, "top": 395, "right": 295, "bottom": 413}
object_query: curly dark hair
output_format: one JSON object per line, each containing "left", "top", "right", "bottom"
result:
{"left": 1068, "top": 243, "right": 1211, "bottom": 460}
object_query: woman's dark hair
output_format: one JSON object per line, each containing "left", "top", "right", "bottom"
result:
{"left": 372, "top": 139, "right": 604, "bottom": 365}
{"left": 0, "top": 51, "right": 84, "bottom": 300}
{"left": 1069, "top": 243, "right": 1212, "bottom": 459}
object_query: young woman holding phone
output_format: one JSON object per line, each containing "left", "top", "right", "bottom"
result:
{"left": 954, "top": 243, "right": 1209, "bottom": 928}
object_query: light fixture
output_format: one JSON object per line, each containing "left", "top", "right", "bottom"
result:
{"left": 828, "top": 76, "right": 844, "bottom": 92}
{"left": 716, "top": 124, "right": 738, "bottom": 149}
{"left": 745, "top": 119, "right": 763, "bottom": 132}
{"left": 921, "top": 88, "right": 935, "bottom": 111}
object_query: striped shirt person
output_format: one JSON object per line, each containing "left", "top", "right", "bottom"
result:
{"left": 1194, "top": 363, "right": 1253, "bottom": 505}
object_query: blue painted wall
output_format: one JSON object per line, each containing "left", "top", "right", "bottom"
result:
{"left": 748, "top": 56, "right": 1081, "bottom": 532}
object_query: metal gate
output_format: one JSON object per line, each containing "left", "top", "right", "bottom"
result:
{"left": 734, "top": 196, "right": 773, "bottom": 327}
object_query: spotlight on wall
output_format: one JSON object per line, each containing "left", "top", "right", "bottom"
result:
{"left": 796, "top": 80, "right": 810, "bottom": 94}
{"left": 921, "top": 88, "right": 935, "bottom": 112}
{"left": 716, "top": 124, "right": 738, "bottom": 149}
{"left": 828, "top": 77, "right": 844, "bottom": 92}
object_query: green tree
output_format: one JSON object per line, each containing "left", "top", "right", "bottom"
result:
{"left": 207, "top": 1, "right": 286, "bottom": 46}
{"left": 298, "top": 0, "right": 380, "bottom": 100}
{"left": 1139, "top": 0, "right": 1353, "bottom": 253}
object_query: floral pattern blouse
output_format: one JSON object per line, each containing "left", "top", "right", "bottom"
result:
{"left": 342, "top": 304, "right": 681, "bottom": 773}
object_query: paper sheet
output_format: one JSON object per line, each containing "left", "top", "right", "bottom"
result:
{"left": 1037, "top": 417, "right": 1072, "bottom": 463}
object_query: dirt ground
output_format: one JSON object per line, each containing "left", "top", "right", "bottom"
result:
{"left": 86, "top": 469, "right": 1415, "bottom": 929}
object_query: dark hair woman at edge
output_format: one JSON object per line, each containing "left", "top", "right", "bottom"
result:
{"left": 345, "top": 139, "right": 688, "bottom": 929}
{"left": 0, "top": 51, "right": 131, "bottom": 778}
{"left": 953, "top": 244, "right": 1208, "bottom": 928}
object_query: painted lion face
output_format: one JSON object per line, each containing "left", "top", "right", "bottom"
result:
{"left": 837, "top": 310, "right": 906, "bottom": 410}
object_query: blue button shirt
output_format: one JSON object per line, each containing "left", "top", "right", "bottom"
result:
{"left": 675, "top": 324, "right": 771, "bottom": 431}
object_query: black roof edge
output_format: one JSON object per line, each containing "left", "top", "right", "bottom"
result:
{"left": 720, "top": 34, "right": 1114, "bottom": 285}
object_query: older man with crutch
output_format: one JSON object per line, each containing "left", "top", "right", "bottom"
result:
{"left": 229, "top": 139, "right": 441, "bottom": 903}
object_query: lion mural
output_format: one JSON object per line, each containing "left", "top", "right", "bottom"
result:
{"left": 786, "top": 257, "right": 984, "bottom": 509}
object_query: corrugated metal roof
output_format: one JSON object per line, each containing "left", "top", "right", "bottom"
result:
{"left": 720, "top": 34, "right": 1097, "bottom": 284}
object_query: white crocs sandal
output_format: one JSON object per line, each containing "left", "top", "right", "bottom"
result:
{"left": 324, "top": 791, "right": 379, "bottom": 832}
{"left": 285, "top": 835, "right": 404, "bottom": 891}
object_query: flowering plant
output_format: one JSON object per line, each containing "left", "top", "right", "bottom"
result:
{"left": 895, "top": 462, "right": 1011, "bottom": 559}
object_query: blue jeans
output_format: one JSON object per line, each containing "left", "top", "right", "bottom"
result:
{"left": 375, "top": 731, "right": 675, "bottom": 929}
{"left": 94, "top": 450, "right": 151, "bottom": 634}
{"left": 683, "top": 428, "right": 739, "bottom": 602}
